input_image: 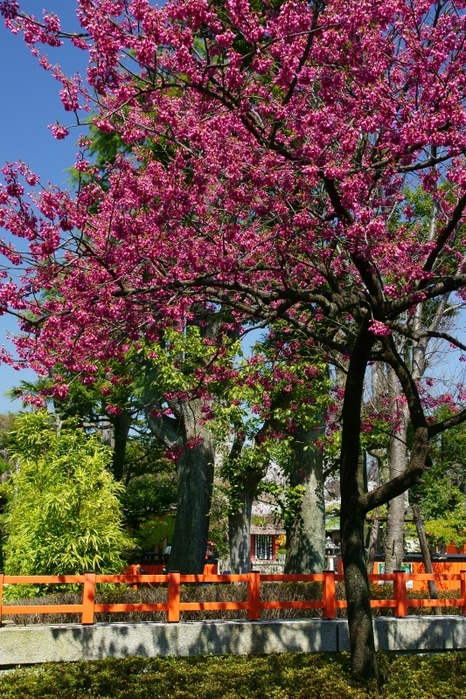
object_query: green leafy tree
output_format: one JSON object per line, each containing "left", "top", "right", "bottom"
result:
{"left": 1, "top": 412, "right": 132, "bottom": 579}
{"left": 9, "top": 364, "right": 179, "bottom": 559}
{"left": 411, "top": 408, "right": 466, "bottom": 550}
{"left": 120, "top": 435, "right": 177, "bottom": 553}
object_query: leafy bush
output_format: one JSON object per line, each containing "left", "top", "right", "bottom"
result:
{"left": 0, "top": 654, "right": 375, "bottom": 699}
{"left": 1, "top": 652, "right": 466, "bottom": 698}
{"left": 2, "top": 412, "right": 132, "bottom": 594}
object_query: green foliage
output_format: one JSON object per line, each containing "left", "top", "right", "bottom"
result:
{"left": 1, "top": 651, "right": 466, "bottom": 698}
{"left": 0, "top": 412, "right": 16, "bottom": 468}
{"left": 118, "top": 437, "right": 178, "bottom": 553}
{"left": 411, "top": 407, "right": 466, "bottom": 549}
{"left": 260, "top": 480, "right": 307, "bottom": 529}
{"left": 9, "top": 361, "right": 136, "bottom": 428}
{"left": 121, "top": 470, "right": 176, "bottom": 528}
{"left": 0, "top": 654, "right": 366, "bottom": 699}
{"left": 325, "top": 503, "right": 340, "bottom": 532}
{"left": 417, "top": 482, "right": 466, "bottom": 548}
{"left": 132, "top": 513, "right": 176, "bottom": 552}
{"left": 213, "top": 326, "right": 331, "bottom": 518}
{"left": 120, "top": 439, "right": 177, "bottom": 527}
{"left": 143, "top": 324, "right": 241, "bottom": 398}
{"left": 2, "top": 412, "right": 132, "bottom": 585}
{"left": 67, "top": 124, "right": 130, "bottom": 192}
{"left": 380, "top": 652, "right": 466, "bottom": 699}
{"left": 207, "top": 483, "right": 230, "bottom": 559}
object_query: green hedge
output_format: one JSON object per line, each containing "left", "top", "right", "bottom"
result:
{"left": 1, "top": 652, "right": 466, "bottom": 698}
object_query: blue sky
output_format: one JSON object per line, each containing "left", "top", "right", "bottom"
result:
{"left": 0, "top": 3, "right": 88, "bottom": 412}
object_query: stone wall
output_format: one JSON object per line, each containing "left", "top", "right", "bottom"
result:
{"left": 1, "top": 617, "right": 465, "bottom": 668}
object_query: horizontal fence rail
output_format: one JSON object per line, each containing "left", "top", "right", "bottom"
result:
{"left": 1, "top": 570, "right": 466, "bottom": 626}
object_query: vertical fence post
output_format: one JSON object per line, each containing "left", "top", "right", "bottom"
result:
{"left": 248, "top": 571, "right": 261, "bottom": 620}
{"left": 323, "top": 570, "right": 336, "bottom": 619}
{"left": 167, "top": 571, "right": 180, "bottom": 622}
{"left": 0, "top": 572, "right": 3, "bottom": 627}
{"left": 461, "top": 570, "right": 466, "bottom": 616}
{"left": 394, "top": 570, "right": 407, "bottom": 618}
{"left": 82, "top": 572, "right": 96, "bottom": 625}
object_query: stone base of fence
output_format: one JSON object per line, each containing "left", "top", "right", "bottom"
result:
{"left": 1, "top": 616, "right": 466, "bottom": 667}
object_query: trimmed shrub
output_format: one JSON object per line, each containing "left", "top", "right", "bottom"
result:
{"left": 1, "top": 652, "right": 466, "bottom": 698}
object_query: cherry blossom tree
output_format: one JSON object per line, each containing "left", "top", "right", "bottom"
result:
{"left": 3, "top": 0, "right": 466, "bottom": 679}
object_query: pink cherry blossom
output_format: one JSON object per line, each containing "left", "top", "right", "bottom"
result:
{"left": 49, "top": 123, "right": 69, "bottom": 140}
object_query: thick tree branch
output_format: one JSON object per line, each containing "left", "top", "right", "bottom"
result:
{"left": 360, "top": 426, "right": 429, "bottom": 512}
{"left": 422, "top": 193, "right": 466, "bottom": 275}
{"left": 428, "top": 407, "right": 466, "bottom": 438}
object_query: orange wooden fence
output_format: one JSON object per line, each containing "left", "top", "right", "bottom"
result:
{"left": 370, "top": 560, "right": 466, "bottom": 591}
{"left": 125, "top": 563, "right": 219, "bottom": 577}
{"left": 1, "top": 570, "right": 466, "bottom": 625}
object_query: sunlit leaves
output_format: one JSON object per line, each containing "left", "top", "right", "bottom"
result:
{"left": 2, "top": 412, "right": 132, "bottom": 581}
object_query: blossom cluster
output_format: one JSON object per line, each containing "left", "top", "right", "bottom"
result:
{"left": 0, "top": 0, "right": 466, "bottom": 416}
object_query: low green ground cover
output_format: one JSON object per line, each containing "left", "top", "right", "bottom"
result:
{"left": 0, "top": 652, "right": 465, "bottom": 698}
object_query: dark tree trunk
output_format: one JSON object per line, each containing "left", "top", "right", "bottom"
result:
{"left": 341, "top": 500, "right": 377, "bottom": 680}
{"left": 228, "top": 470, "right": 263, "bottom": 573}
{"left": 143, "top": 358, "right": 217, "bottom": 575}
{"left": 285, "top": 426, "right": 325, "bottom": 573}
{"left": 345, "top": 331, "right": 433, "bottom": 680}
{"left": 340, "top": 326, "right": 378, "bottom": 680}
{"left": 98, "top": 411, "right": 131, "bottom": 481}
{"left": 111, "top": 410, "right": 131, "bottom": 482}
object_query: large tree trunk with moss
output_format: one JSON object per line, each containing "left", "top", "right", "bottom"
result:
{"left": 167, "top": 399, "right": 215, "bottom": 574}
{"left": 285, "top": 426, "right": 325, "bottom": 573}
{"left": 144, "top": 387, "right": 216, "bottom": 574}
{"left": 228, "top": 469, "right": 263, "bottom": 573}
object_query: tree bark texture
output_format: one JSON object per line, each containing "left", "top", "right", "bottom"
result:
{"left": 168, "top": 399, "right": 215, "bottom": 574}
{"left": 228, "top": 469, "right": 263, "bottom": 573}
{"left": 339, "top": 327, "right": 378, "bottom": 681}
{"left": 366, "top": 508, "right": 380, "bottom": 575}
{"left": 285, "top": 426, "right": 325, "bottom": 574}
{"left": 384, "top": 398, "right": 410, "bottom": 573}
{"left": 342, "top": 503, "right": 377, "bottom": 680}
{"left": 142, "top": 360, "right": 216, "bottom": 575}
